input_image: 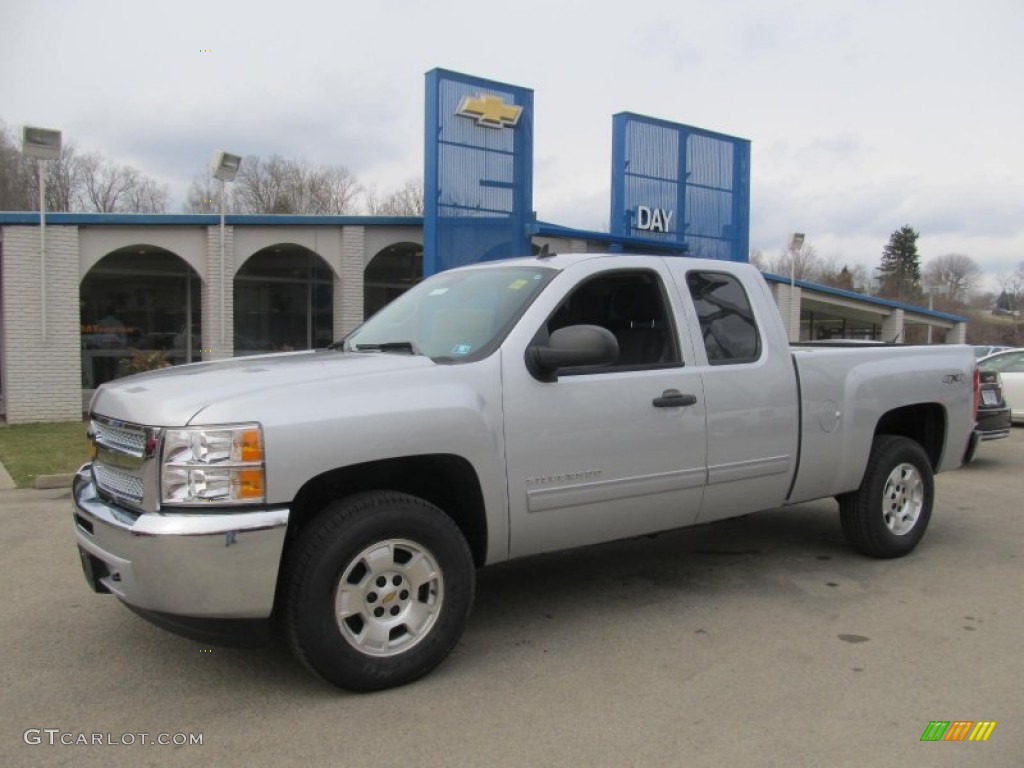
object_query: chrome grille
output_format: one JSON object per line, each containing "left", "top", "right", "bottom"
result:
{"left": 90, "top": 417, "right": 155, "bottom": 510}
{"left": 92, "top": 420, "right": 146, "bottom": 457}
{"left": 93, "top": 463, "right": 145, "bottom": 504}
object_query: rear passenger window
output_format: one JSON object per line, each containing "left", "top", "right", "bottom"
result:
{"left": 686, "top": 271, "right": 761, "bottom": 365}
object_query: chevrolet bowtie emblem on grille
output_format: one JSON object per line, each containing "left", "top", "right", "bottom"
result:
{"left": 455, "top": 93, "right": 522, "bottom": 129}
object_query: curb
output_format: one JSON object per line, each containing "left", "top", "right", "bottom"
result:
{"left": 0, "top": 461, "right": 15, "bottom": 491}
{"left": 35, "top": 474, "right": 75, "bottom": 490}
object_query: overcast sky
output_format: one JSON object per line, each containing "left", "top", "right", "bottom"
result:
{"left": 2, "top": 0, "right": 1022, "bottom": 285}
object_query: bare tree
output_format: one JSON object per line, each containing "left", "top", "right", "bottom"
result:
{"left": 78, "top": 152, "right": 168, "bottom": 213}
{"left": 2, "top": 121, "right": 168, "bottom": 213}
{"left": 182, "top": 172, "right": 221, "bottom": 213}
{"left": 0, "top": 122, "right": 35, "bottom": 210}
{"left": 305, "top": 165, "right": 362, "bottom": 215}
{"left": 812, "top": 256, "right": 872, "bottom": 293}
{"left": 846, "top": 264, "right": 873, "bottom": 294}
{"left": 756, "top": 242, "right": 875, "bottom": 294}
{"left": 766, "top": 243, "right": 821, "bottom": 280}
{"left": 811, "top": 252, "right": 845, "bottom": 287}
{"left": 995, "top": 262, "right": 1024, "bottom": 344}
{"left": 80, "top": 153, "right": 137, "bottom": 212}
{"left": 23, "top": 141, "right": 86, "bottom": 211}
{"left": 231, "top": 155, "right": 361, "bottom": 215}
{"left": 124, "top": 175, "right": 169, "bottom": 213}
{"left": 233, "top": 155, "right": 293, "bottom": 213}
{"left": 364, "top": 179, "right": 424, "bottom": 216}
{"left": 922, "top": 253, "right": 981, "bottom": 307}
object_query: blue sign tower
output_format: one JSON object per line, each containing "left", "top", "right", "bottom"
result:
{"left": 610, "top": 112, "right": 750, "bottom": 261}
{"left": 424, "top": 69, "right": 535, "bottom": 276}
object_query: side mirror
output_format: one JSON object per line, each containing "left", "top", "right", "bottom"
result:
{"left": 527, "top": 324, "right": 619, "bottom": 381}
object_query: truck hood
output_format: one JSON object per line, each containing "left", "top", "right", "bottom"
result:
{"left": 89, "top": 350, "right": 437, "bottom": 426}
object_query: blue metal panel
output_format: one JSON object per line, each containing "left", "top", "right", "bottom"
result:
{"left": 610, "top": 113, "right": 750, "bottom": 261}
{"left": 424, "top": 69, "right": 534, "bottom": 276}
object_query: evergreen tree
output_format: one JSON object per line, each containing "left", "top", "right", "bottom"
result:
{"left": 877, "top": 225, "right": 922, "bottom": 300}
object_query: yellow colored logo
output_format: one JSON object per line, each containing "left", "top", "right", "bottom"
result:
{"left": 920, "top": 721, "right": 997, "bottom": 742}
{"left": 382, "top": 591, "right": 396, "bottom": 605}
{"left": 456, "top": 94, "right": 522, "bottom": 129}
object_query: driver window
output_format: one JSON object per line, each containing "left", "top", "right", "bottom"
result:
{"left": 539, "top": 270, "right": 681, "bottom": 370}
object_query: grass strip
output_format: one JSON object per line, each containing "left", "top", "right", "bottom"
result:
{"left": 0, "top": 421, "right": 91, "bottom": 487}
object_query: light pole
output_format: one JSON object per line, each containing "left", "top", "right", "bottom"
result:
{"left": 788, "top": 232, "right": 805, "bottom": 342}
{"left": 210, "top": 151, "right": 242, "bottom": 346}
{"left": 922, "top": 284, "right": 935, "bottom": 344}
{"left": 22, "top": 126, "right": 62, "bottom": 340}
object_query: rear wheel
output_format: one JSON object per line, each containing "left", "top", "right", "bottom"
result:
{"left": 839, "top": 435, "right": 934, "bottom": 558}
{"left": 284, "top": 491, "right": 475, "bottom": 691}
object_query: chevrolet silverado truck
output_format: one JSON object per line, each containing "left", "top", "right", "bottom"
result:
{"left": 73, "top": 253, "right": 977, "bottom": 691}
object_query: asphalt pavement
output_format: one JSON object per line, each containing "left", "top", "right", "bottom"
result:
{"left": 3, "top": 430, "right": 1022, "bottom": 767}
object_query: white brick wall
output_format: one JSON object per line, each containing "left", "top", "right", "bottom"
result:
{"left": 2, "top": 226, "right": 83, "bottom": 423}
{"left": 769, "top": 282, "right": 801, "bottom": 341}
{"left": 201, "top": 225, "right": 234, "bottom": 360}
{"left": 948, "top": 322, "right": 967, "bottom": 345}
{"left": 881, "top": 309, "right": 905, "bottom": 343}
{"left": 336, "top": 226, "right": 365, "bottom": 339}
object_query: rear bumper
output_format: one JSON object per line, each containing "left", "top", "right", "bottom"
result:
{"left": 976, "top": 406, "right": 1012, "bottom": 441}
{"left": 72, "top": 466, "right": 290, "bottom": 620}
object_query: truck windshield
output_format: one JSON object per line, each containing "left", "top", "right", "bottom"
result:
{"left": 343, "top": 265, "right": 556, "bottom": 362}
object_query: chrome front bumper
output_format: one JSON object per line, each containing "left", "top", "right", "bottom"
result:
{"left": 72, "top": 466, "right": 290, "bottom": 619}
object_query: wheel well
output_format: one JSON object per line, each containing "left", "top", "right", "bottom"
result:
{"left": 286, "top": 454, "right": 488, "bottom": 567}
{"left": 874, "top": 404, "right": 946, "bottom": 470}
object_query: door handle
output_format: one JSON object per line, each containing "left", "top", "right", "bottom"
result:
{"left": 652, "top": 389, "right": 698, "bottom": 408}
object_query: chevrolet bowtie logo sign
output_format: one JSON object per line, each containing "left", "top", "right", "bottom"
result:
{"left": 455, "top": 94, "right": 522, "bottom": 129}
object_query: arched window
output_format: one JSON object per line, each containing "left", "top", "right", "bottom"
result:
{"left": 364, "top": 243, "right": 422, "bottom": 319}
{"left": 80, "top": 247, "right": 201, "bottom": 388}
{"left": 234, "top": 245, "right": 333, "bottom": 354}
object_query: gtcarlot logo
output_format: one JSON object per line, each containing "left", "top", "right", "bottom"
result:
{"left": 920, "top": 721, "right": 996, "bottom": 742}
{"left": 23, "top": 729, "right": 203, "bottom": 747}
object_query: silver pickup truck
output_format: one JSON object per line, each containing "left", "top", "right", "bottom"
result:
{"left": 73, "top": 253, "right": 976, "bottom": 691}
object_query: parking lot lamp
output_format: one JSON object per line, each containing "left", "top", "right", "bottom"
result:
{"left": 210, "top": 151, "right": 243, "bottom": 345}
{"left": 22, "top": 126, "right": 62, "bottom": 339}
{"left": 788, "top": 232, "right": 805, "bottom": 342}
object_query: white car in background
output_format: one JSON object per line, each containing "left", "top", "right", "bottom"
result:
{"left": 974, "top": 345, "right": 1011, "bottom": 358}
{"left": 979, "top": 348, "right": 1024, "bottom": 423}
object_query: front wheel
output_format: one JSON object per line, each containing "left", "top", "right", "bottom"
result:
{"left": 284, "top": 491, "right": 475, "bottom": 691}
{"left": 838, "top": 435, "right": 934, "bottom": 558}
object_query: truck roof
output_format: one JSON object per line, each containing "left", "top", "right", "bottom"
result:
{"left": 455, "top": 252, "right": 755, "bottom": 274}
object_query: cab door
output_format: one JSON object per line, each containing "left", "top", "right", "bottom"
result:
{"left": 500, "top": 258, "right": 708, "bottom": 559}
{"left": 665, "top": 263, "right": 799, "bottom": 523}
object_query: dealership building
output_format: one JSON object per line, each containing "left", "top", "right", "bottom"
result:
{"left": 0, "top": 69, "right": 966, "bottom": 423}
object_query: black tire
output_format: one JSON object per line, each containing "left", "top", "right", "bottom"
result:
{"left": 838, "top": 435, "right": 934, "bottom": 558}
{"left": 284, "top": 491, "right": 475, "bottom": 692}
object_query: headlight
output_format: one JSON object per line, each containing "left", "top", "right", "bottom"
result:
{"left": 161, "top": 424, "right": 265, "bottom": 506}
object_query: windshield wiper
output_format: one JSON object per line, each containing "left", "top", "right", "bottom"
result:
{"left": 353, "top": 341, "right": 421, "bottom": 355}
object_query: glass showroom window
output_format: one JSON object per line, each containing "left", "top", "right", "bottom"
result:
{"left": 234, "top": 246, "right": 333, "bottom": 354}
{"left": 364, "top": 243, "right": 423, "bottom": 319}
{"left": 80, "top": 249, "right": 201, "bottom": 389}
